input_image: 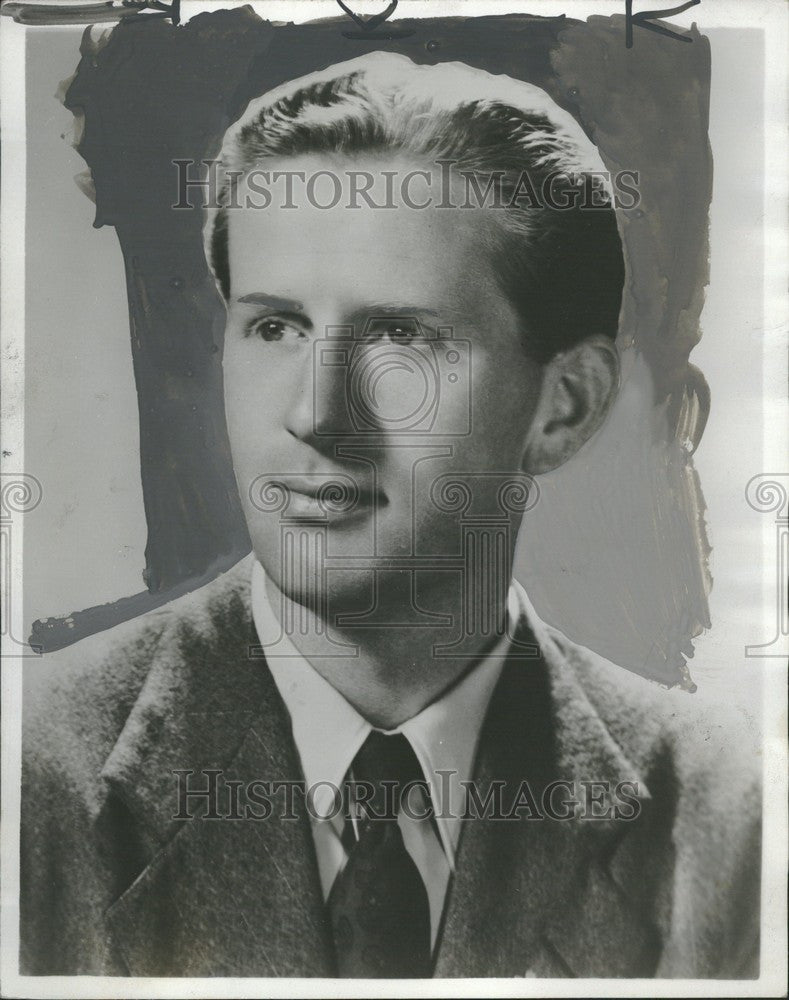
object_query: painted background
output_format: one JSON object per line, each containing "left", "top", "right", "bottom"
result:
{"left": 21, "top": 12, "right": 765, "bottom": 704}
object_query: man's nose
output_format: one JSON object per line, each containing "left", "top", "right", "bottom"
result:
{"left": 284, "top": 338, "right": 350, "bottom": 442}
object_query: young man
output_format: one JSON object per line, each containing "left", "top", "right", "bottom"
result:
{"left": 21, "top": 54, "right": 760, "bottom": 979}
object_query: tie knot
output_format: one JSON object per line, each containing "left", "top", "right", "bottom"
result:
{"left": 349, "top": 731, "right": 426, "bottom": 820}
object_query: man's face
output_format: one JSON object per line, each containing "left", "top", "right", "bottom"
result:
{"left": 223, "top": 154, "right": 543, "bottom": 607}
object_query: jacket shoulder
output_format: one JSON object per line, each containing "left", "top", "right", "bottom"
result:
{"left": 20, "top": 556, "right": 255, "bottom": 975}
{"left": 548, "top": 628, "right": 761, "bottom": 794}
{"left": 23, "top": 555, "right": 254, "bottom": 792}
{"left": 544, "top": 627, "right": 761, "bottom": 977}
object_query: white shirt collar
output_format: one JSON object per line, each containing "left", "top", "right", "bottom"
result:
{"left": 251, "top": 559, "right": 523, "bottom": 868}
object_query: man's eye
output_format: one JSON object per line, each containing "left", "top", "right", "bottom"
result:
{"left": 367, "top": 319, "right": 424, "bottom": 343}
{"left": 247, "top": 318, "right": 305, "bottom": 342}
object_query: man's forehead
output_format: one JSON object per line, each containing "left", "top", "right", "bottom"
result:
{"left": 227, "top": 192, "right": 499, "bottom": 309}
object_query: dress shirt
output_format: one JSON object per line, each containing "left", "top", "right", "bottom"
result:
{"left": 251, "top": 559, "right": 522, "bottom": 948}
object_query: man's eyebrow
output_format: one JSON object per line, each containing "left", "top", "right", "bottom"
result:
{"left": 237, "top": 292, "right": 305, "bottom": 312}
{"left": 356, "top": 303, "right": 473, "bottom": 328}
{"left": 359, "top": 304, "right": 443, "bottom": 319}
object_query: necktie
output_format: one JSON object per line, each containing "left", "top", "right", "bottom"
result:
{"left": 328, "top": 731, "right": 433, "bottom": 978}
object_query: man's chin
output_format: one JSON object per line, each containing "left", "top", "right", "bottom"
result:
{"left": 252, "top": 545, "right": 373, "bottom": 610}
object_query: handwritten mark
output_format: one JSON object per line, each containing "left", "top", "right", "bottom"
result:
{"left": 0, "top": 0, "right": 180, "bottom": 26}
{"left": 336, "top": 0, "right": 397, "bottom": 32}
{"left": 335, "top": 0, "right": 414, "bottom": 41}
{"left": 625, "top": 0, "right": 701, "bottom": 48}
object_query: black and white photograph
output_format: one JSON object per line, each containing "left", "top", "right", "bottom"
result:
{"left": 0, "top": 0, "right": 786, "bottom": 995}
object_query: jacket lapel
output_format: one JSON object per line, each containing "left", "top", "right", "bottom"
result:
{"left": 434, "top": 610, "right": 660, "bottom": 978}
{"left": 99, "top": 560, "right": 661, "bottom": 978}
{"left": 100, "top": 559, "right": 334, "bottom": 976}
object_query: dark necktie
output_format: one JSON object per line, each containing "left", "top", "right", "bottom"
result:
{"left": 328, "top": 731, "right": 433, "bottom": 978}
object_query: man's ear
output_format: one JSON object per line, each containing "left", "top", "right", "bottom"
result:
{"left": 521, "top": 336, "right": 619, "bottom": 475}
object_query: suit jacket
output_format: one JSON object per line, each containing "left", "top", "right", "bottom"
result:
{"left": 20, "top": 555, "right": 761, "bottom": 978}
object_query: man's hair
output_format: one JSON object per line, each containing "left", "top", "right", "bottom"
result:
{"left": 206, "top": 54, "right": 625, "bottom": 362}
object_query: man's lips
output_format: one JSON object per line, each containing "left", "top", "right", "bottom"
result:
{"left": 262, "top": 475, "right": 387, "bottom": 515}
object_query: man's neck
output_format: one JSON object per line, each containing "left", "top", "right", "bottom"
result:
{"left": 264, "top": 570, "right": 509, "bottom": 729}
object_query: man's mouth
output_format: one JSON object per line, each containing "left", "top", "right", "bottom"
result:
{"left": 262, "top": 475, "right": 386, "bottom": 520}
